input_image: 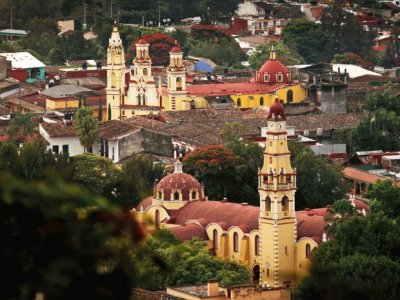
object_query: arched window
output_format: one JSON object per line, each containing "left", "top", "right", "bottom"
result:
{"left": 287, "top": 90, "right": 293, "bottom": 103}
{"left": 255, "top": 235, "right": 260, "bottom": 256}
{"left": 265, "top": 196, "right": 271, "bottom": 211}
{"left": 155, "top": 210, "right": 160, "bottom": 230}
{"left": 233, "top": 232, "right": 239, "bottom": 252}
{"left": 158, "top": 192, "right": 162, "bottom": 199}
{"left": 111, "top": 49, "right": 115, "bottom": 64}
{"left": 277, "top": 72, "right": 283, "bottom": 82}
{"left": 267, "top": 268, "right": 270, "bottom": 277}
{"left": 260, "top": 97, "right": 264, "bottom": 106}
{"left": 191, "top": 191, "right": 197, "bottom": 200}
{"left": 264, "top": 73, "right": 270, "bottom": 83}
{"left": 213, "top": 229, "right": 218, "bottom": 250}
{"left": 174, "top": 192, "right": 180, "bottom": 200}
{"left": 111, "top": 72, "right": 116, "bottom": 88}
{"left": 282, "top": 196, "right": 289, "bottom": 211}
{"left": 237, "top": 98, "right": 241, "bottom": 107}
{"left": 285, "top": 246, "right": 288, "bottom": 255}
{"left": 306, "top": 243, "right": 311, "bottom": 257}
{"left": 176, "top": 77, "right": 182, "bottom": 91}
{"left": 143, "top": 68, "right": 148, "bottom": 76}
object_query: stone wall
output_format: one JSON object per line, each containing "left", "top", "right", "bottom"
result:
{"left": 320, "top": 85, "right": 347, "bottom": 114}
{"left": 118, "top": 129, "right": 172, "bottom": 160}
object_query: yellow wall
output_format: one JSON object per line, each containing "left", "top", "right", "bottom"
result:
{"left": 231, "top": 85, "right": 306, "bottom": 109}
{"left": 295, "top": 238, "right": 317, "bottom": 281}
{"left": 46, "top": 98, "right": 79, "bottom": 110}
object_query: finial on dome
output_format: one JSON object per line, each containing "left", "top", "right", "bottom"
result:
{"left": 112, "top": 21, "right": 118, "bottom": 31}
{"left": 270, "top": 45, "right": 276, "bottom": 60}
{"left": 174, "top": 160, "right": 183, "bottom": 174}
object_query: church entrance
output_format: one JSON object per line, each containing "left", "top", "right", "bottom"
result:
{"left": 252, "top": 265, "right": 260, "bottom": 283}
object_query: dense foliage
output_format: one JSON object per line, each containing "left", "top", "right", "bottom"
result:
{"left": 294, "top": 180, "right": 400, "bottom": 300}
{"left": 134, "top": 230, "right": 249, "bottom": 290}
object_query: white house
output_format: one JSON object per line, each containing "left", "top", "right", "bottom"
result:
{"left": 39, "top": 122, "right": 84, "bottom": 156}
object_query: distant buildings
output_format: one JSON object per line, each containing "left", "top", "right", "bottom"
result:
{"left": 0, "top": 52, "right": 45, "bottom": 84}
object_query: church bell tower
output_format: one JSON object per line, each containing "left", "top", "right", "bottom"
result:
{"left": 106, "top": 22, "right": 125, "bottom": 120}
{"left": 258, "top": 98, "right": 297, "bottom": 287}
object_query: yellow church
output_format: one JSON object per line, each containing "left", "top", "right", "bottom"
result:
{"left": 134, "top": 100, "right": 368, "bottom": 287}
{"left": 106, "top": 25, "right": 306, "bottom": 120}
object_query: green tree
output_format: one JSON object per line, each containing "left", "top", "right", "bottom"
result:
{"left": 0, "top": 170, "right": 143, "bottom": 300}
{"left": 364, "top": 180, "right": 400, "bottom": 218}
{"left": 282, "top": 18, "right": 329, "bottom": 63}
{"left": 248, "top": 40, "right": 304, "bottom": 70}
{"left": 72, "top": 153, "right": 116, "bottom": 196}
{"left": 320, "top": 0, "right": 376, "bottom": 61}
{"left": 74, "top": 107, "right": 99, "bottom": 152}
{"left": 289, "top": 142, "right": 346, "bottom": 209}
{"left": 134, "top": 230, "right": 249, "bottom": 291}
{"left": 7, "top": 113, "right": 35, "bottom": 140}
{"left": 112, "top": 154, "right": 164, "bottom": 207}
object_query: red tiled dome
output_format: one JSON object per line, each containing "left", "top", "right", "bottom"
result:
{"left": 156, "top": 172, "right": 204, "bottom": 201}
{"left": 268, "top": 97, "right": 286, "bottom": 120}
{"left": 256, "top": 57, "right": 291, "bottom": 84}
{"left": 136, "top": 37, "right": 148, "bottom": 45}
{"left": 170, "top": 44, "right": 182, "bottom": 53}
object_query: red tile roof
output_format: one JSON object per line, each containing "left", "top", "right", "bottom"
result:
{"left": 186, "top": 82, "right": 287, "bottom": 97}
{"left": 98, "top": 120, "right": 140, "bottom": 140}
{"left": 296, "top": 210, "right": 325, "bottom": 244}
{"left": 40, "top": 122, "right": 76, "bottom": 137}
{"left": 156, "top": 173, "right": 204, "bottom": 201}
{"left": 257, "top": 59, "right": 290, "bottom": 84}
{"left": 169, "top": 223, "right": 208, "bottom": 241}
{"left": 342, "top": 167, "right": 386, "bottom": 184}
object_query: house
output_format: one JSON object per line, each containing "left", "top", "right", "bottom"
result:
{"left": 0, "top": 29, "right": 28, "bottom": 42}
{"left": 0, "top": 52, "right": 45, "bottom": 83}
{"left": 236, "top": 0, "right": 273, "bottom": 17}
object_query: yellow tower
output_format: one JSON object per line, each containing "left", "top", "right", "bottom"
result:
{"left": 258, "top": 98, "right": 297, "bottom": 287}
{"left": 166, "top": 42, "right": 189, "bottom": 110}
{"left": 106, "top": 22, "right": 125, "bottom": 120}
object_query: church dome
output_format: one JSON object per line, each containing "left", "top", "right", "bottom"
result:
{"left": 155, "top": 161, "right": 204, "bottom": 201}
{"left": 268, "top": 97, "right": 286, "bottom": 120}
{"left": 256, "top": 49, "right": 291, "bottom": 84}
{"left": 136, "top": 37, "right": 148, "bottom": 45}
{"left": 170, "top": 44, "right": 182, "bottom": 53}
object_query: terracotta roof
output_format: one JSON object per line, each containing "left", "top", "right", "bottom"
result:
{"left": 99, "top": 120, "right": 140, "bottom": 140}
{"left": 342, "top": 167, "right": 386, "bottom": 184}
{"left": 169, "top": 223, "right": 207, "bottom": 241}
{"left": 296, "top": 210, "right": 325, "bottom": 243}
{"left": 187, "top": 82, "right": 287, "bottom": 97}
{"left": 136, "top": 196, "right": 153, "bottom": 212}
{"left": 156, "top": 173, "right": 204, "bottom": 201}
{"left": 354, "top": 199, "right": 369, "bottom": 212}
{"left": 170, "top": 44, "right": 182, "bottom": 53}
{"left": 40, "top": 122, "right": 76, "bottom": 138}
{"left": 173, "top": 200, "right": 260, "bottom": 231}
{"left": 257, "top": 59, "right": 290, "bottom": 84}
{"left": 136, "top": 38, "right": 148, "bottom": 45}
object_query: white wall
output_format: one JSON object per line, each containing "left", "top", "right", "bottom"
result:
{"left": 39, "top": 124, "right": 84, "bottom": 156}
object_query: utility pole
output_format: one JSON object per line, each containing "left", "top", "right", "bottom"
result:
{"left": 158, "top": 5, "right": 161, "bottom": 28}
{"left": 10, "top": 6, "right": 14, "bottom": 29}
{"left": 110, "top": 0, "right": 113, "bottom": 18}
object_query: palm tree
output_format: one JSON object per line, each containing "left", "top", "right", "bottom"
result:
{"left": 7, "top": 113, "right": 35, "bottom": 140}
{"left": 74, "top": 107, "right": 99, "bottom": 152}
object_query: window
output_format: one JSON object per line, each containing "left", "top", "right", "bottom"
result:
{"left": 267, "top": 268, "right": 270, "bottom": 277}
{"left": 155, "top": 210, "right": 160, "bottom": 230}
{"left": 277, "top": 72, "right": 283, "bottom": 82}
{"left": 52, "top": 145, "right": 59, "bottom": 154}
{"left": 62, "top": 144, "right": 69, "bottom": 154}
{"left": 191, "top": 191, "right": 197, "bottom": 200}
{"left": 237, "top": 98, "right": 241, "bottom": 107}
{"left": 143, "top": 68, "right": 148, "bottom": 76}
{"left": 174, "top": 192, "right": 180, "bottom": 200}
{"left": 264, "top": 73, "right": 270, "bottom": 83}
{"left": 260, "top": 97, "right": 264, "bottom": 106}
{"left": 233, "top": 232, "right": 239, "bottom": 252}
{"left": 255, "top": 235, "right": 260, "bottom": 256}
{"left": 112, "top": 147, "right": 115, "bottom": 161}
{"left": 282, "top": 196, "right": 289, "bottom": 211}
{"left": 287, "top": 90, "right": 293, "bottom": 103}
{"left": 111, "top": 72, "right": 116, "bottom": 88}
{"left": 213, "top": 229, "right": 218, "bottom": 250}
{"left": 285, "top": 246, "right": 288, "bottom": 255}
{"left": 176, "top": 77, "right": 182, "bottom": 91}
{"left": 287, "top": 72, "right": 292, "bottom": 81}
{"left": 265, "top": 196, "right": 271, "bottom": 211}
{"left": 306, "top": 243, "right": 311, "bottom": 257}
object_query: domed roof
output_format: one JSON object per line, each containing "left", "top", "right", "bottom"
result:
{"left": 155, "top": 161, "right": 204, "bottom": 201}
{"left": 170, "top": 43, "right": 182, "bottom": 53}
{"left": 268, "top": 97, "right": 286, "bottom": 120}
{"left": 136, "top": 37, "right": 148, "bottom": 45}
{"left": 256, "top": 50, "right": 291, "bottom": 84}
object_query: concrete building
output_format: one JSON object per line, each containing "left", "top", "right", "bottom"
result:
{"left": 0, "top": 52, "right": 45, "bottom": 84}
